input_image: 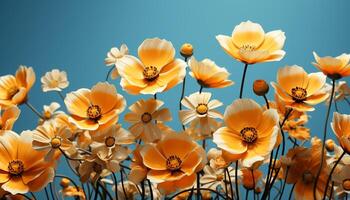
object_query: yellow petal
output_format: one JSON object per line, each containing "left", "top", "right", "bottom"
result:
{"left": 277, "top": 65, "right": 308, "bottom": 95}
{"left": 231, "top": 21, "right": 265, "bottom": 49}
{"left": 305, "top": 72, "right": 326, "bottom": 96}
{"left": 1, "top": 176, "right": 29, "bottom": 195}
{"left": 216, "top": 35, "right": 241, "bottom": 61}
{"left": 140, "top": 144, "right": 167, "bottom": 170}
{"left": 259, "top": 30, "right": 285, "bottom": 52}
{"left": 213, "top": 127, "right": 247, "bottom": 154}
{"left": 64, "top": 88, "right": 91, "bottom": 118}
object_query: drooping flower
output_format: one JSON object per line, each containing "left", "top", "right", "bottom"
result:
{"left": 0, "top": 65, "right": 35, "bottom": 107}
{"left": 41, "top": 69, "right": 69, "bottom": 92}
{"left": 0, "top": 106, "right": 20, "bottom": 131}
{"left": 216, "top": 21, "right": 286, "bottom": 64}
{"left": 117, "top": 38, "right": 187, "bottom": 95}
{"left": 331, "top": 112, "right": 350, "bottom": 154}
{"left": 179, "top": 92, "right": 223, "bottom": 136}
{"left": 312, "top": 52, "right": 350, "bottom": 79}
{"left": 124, "top": 98, "right": 172, "bottom": 143}
{"left": 271, "top": 65, "right": 328, "bottom": 112}
{"left": 64, "top": 82, "right": 126, "bottom": 132}
{"left": 188, "top": 57, "right": 234, "bottom": 88}
{"left": 0, "top": 131, "right": 54, "bottom": 194}
{"left": 213, "top": 99, "right": 279, "bottom": 167}
{"left": 105, "top": 44, "right": 129, "bottom": 80}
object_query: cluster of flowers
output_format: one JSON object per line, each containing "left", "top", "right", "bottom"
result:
{"left": 0, "top": 21, "right": 350, "bottom": 200}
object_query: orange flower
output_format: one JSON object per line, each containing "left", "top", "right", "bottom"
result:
{"left": 188, "top": 57, "right": 234, "bottom": 88}
{"left": 117, "top": 38, "right": 186, "bottom": 95}
{"left": 0, "top": 131, "right": 54, "bottom": 194}
{"left": 271, "top": 65, "right": 328, "bottom": 112}
{"left": 213, "top": 99, "right": 279, "bottom": 167}
{"left": 0, "top": 66, "right": 35, "bottom": 107}
{"left": 216, "top": 21, "right": 286, "bottom": 64}
{"left": 331, "top": 112, "right": 350, "bottom": 154}
{"left": 140, "top": 133, "right": 206, "bottom": 194}
{"left": 64, "top": 82, "right": 126, "bottom": 132}
{"left": 0, "top": 106, "right": 20, "bottom": 131}
{"left": 283, "top": 113, "right": 310, "bottom": 141}
{"left": 312, "top": 52, "right": 350, "bottom": 79}
{"left": 241, "top": 168, "right": 262, "bottom": 190}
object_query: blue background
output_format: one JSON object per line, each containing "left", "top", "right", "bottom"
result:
{"left": 1, "top": 0, "right": 349, "bottom": 199}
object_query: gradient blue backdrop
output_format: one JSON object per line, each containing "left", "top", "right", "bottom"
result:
{"left": 1, "top": 0, "right": 349, "bottom": 199}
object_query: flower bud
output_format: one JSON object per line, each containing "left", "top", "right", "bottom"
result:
{"left": 180, "top": 43, "right": 193, "bottom": 58}
{"left": 325, "top": 139, "right": 335, "bottom": 152}
{"left": 60, "top": 178, "right": 70, "bottom": 188}
{"left": 253, "top": 80, "right": 269, "bottom": 96}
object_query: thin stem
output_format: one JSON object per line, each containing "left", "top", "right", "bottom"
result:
{"left": 329, "top": 181, "right": 335, "bottom": 200}
{"left": 105, "top": 67, "right": 114, "bottom": 81}
{"left": 141, "top": 181, "right": 146, "bottom": 200}
{"left": 334, "top": 98, "right": 339, "bottom": 112}
{"left": 112, "top": 173, "right": 119, "bottom": 200}
{"left": 30, "top": 192, "right": 38, "bottom": 200}
{"left": 245, "top": 189, "right": 249, "bottom": 200}
{"left": 202, "top": 139, "right": 206, "bottom": 151}
{"left": 280, "top": 109, "right": 293, "bottom": 155}
{"left": 224, "top": 168, "right": 229, "bottom": 199}
{"left": 323, "top": 151, "right": 345, "bottom": 199}
{"left": 168, "top": 188, "right": 230, "bottom": 200}
{"left": 344, "top": 97, "right": 350, "bottom": 106}
{"left": 57, "top": 91, "right": 65, "bottom": 101}
{"left": 147, "top": 179, "right": 154, "bottom": 200}
{"left": 235, "top": 160, "right": 240, "bottom": 200}
{"left": 263, "top": 95, "right": 270, "bottom": 109}
{"left": 97, "top": 180, "right": 113, "bottom": 200}
{"left": 199, "top": 85, "right": 203, "bottom": 94}
{"left": 226, "top": 168, "right": 234, "bottom": 199}
{"left": 44, "top": 187, "right": 50, "bottom": 200}
{"left": 314, "top": 79, "right": 336, "bottom": 200}
{"left": 239, "top": 63, "right": 249, "bottom": 99}
{"left": 196, "top": 172, "right": 201, "bottom": 200}
{"left": 265, "top": 150, "right": 275, "bottom": 191}
{"left": 278, "top": 167, "right": 290, "bottom": 200}
{"left": 288, "top": 184, "right": 295, "bottom": 200}
{"left": 24, "top": 101, "right": 44, "bottom": 119}
{"left": 120, "top": 170, "right": 127, "bottom": 200}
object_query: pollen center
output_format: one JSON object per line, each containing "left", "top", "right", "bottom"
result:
{"left": 302, "top": 171, "right": 314, "bottom": 184}
{"left": 8, "top": 160, "right": 24, "bottom": 176}
{"left": 43, "top": 110, "right": 52, "bottom": 119}
{"left": 196, "top": 104, "right": 208, "bottom": 115}
{"left": 166, "top": 155, "right": 182, "bottom": 171}
{"left": 51, "top": 136, "right": 62, "bottom": 148}
{"left": 141, "top": 112, "right": 152, "bottom": 123}
{"left": 87, "top": 105, "right": 102, "bottom": 121}
{"left": 105, "top": 136, "right": 116, "bottom": 147}
{"left": 343, "top": 179, "right": 350, "bottom": 191}
{"left": 143, "top": 66, "right": 159, "bottom": 81}
{"left": 240, "top": 44, "right": 256, "bottom": 52}
{"left": 240, "top": 127, "right": 258, "bottom": 143}
{"left": 291, "top": 87, "right": 307, "bottom": 102}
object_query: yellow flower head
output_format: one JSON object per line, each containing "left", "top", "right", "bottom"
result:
{"left": 332, "top": 112, "right": 350, "bottom": 154}
{"left": 313, "top": 52, "right": 350, "bottom": 79}
{"left": 41, "top": 69, "right": 69, "bottom": 92}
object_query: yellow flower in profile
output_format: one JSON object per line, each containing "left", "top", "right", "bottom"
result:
{"left": 271, "top": 65, "right": 328, "bottom": 112}
{"left": 0, "top": 106, "right": 20, "bottom": 131}
{"left": 0, "top": 131, "right": 54, "bottom": 194}
{"left": 41, "top": 69, "right": 69, "bottom": 92}
{"left": 331, "top": 112, "right": 350, "bottom": 154}
{"left": 216, "top": 21, "right": 286, "bottom": 64}
{"left": 0, "top": 65, "right": 35, "bottom": 108}
{"left": 213, "top": 99, "right": 279, "bottom": 167}
{"left": 188, "top": 57, "right": 234, "bottom": 88}
{"left": 124, "top": 98, "right": 172, "bottom": 143}
{"left": 140, "top": 133, "right": 206, "bottom": 194}
{"left": 117, "top": 38, "right": 186, "bottom": 95}
{"left": 312, "top": 52, "right": 350, "bottom": 79}
{"left": 64, "top": 82, "right": 126, "bottom": 132}
{"left": 105, "top": 44, "right": 129, "bottom": 80}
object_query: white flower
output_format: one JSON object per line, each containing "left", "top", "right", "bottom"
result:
{"left": 41, "top": 69, "right": 69, "bottom": 92}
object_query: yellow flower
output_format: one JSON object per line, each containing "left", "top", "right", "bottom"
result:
{"left": 312, "top": 52, "right": 350, "bottom": 79}
{"left": 124, "top": 98, "right": 172, "bottom": 143}
{"left": 0, "top": 106, "right": 20, "bottom": 131}
{"left": 216, "top": 21, "right": 286, "bottom": 64}
{"left": 41, "top": 69, "right": 69, "bottom": 92}
{"left": 0, "top": 131, "right": 54, "bottom": 194}
{"left": 64, "top": 82, "right": 126, "bottom": 132}
{"left": 117, "top": 38, "right": 186, "bottom": 95}
{"left": 140, "top": 133, "right": 206, "bottom": 194}
{"left": 105, "top": 44, "right": 129, "bottom": 80}
{"left": 213, "top": 99, "right": 279, "bottom": 167}
{"left": 188, "top": 57, "right": 234, "bottom": 88}
{"left": 271, "top": 65, "right": 328, "bottom": 112}
{"left": 0, "top": 65, "right": 35, "bottom": 107}
{"left": 38, "top": 102, "right": 64, "bottom": 125}
{"left": 331, "top": 112, "right": 350, "bottom": 154}
{"left": 180, "top": 92, "right": 223, "bottom": 136}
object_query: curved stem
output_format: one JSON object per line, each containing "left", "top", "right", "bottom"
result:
{"left": 30, "top": 192, "right": 38, "bottom": 200}
{"left": 288, "top": 184, "right": 295, "bottom": 200}
{"left": 322, "top": 151, "right": 345, "bottom": 199}
{"left": 196, "top": 172, "right": 201, "bottom": 200}
{"left": 57, "top": 91, "right": 65, "bottom": 101}
{"left": 120, "top": 170, "right": 128, "bottom": 200}
{"left": 199, "top": 85, "right": 203, "bottom": 94}
{"left": 105, "top": 67, "right": 114, "bottom": 81}
{"left": 278, "top": 167, "right": 290, "bottom": 200}
{"left": 226, "top": 168, "right": 234, "bottom": 199}
{"left": 97, "top": 180, "right": 113, "bottom": 200}
{"left": 239, "top": 63, "right": 249, "bottom": 99}
{"left": 24, "top": 101, "right": 44, "bottom": 119}
{"left": 263, "top": 95, "right": 270, "bottom": 109}
{"left": 168, "top": 188, "right": 230, "bottom": 200}
{"left": 112, "top": 173, "right": 119, "bottom": 200}
{"left": 147, "top": 179, "right": 154, "bottom": 200}
{"left": 235, "top": 160, "right": 240, "bottom": 200}
{"left": 314, "top": 79, "right": 336, "bottom": 199}
{"left": 44, "top": 187, "right": 50, "bottom": 200}
{"left": 280, "top": 108, "right": 293, "bottom": 155}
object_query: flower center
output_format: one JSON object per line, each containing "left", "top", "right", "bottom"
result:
{"left": 166, "top": 155, "right": 182, "bottom": 171}
{"left": 302, "top": 171, "right": 314, "bottom": 184}
{"left": 43, "top": 110, "right": 52, "bottom": 119}
{"left": 240, "top": 44, "right": 256, "bottom": 52}
{"left": 50, "top": 80, "right": 59, "bottom": 88}
{"left": 196, "top": 104, "right": 208, "bottom": 115}
{"left": 87, "top": 105, "right": 102, "bottom": 121}
{"left": 8, "top": 160, "right": 24, "bottom": 176}
{"left": 216, "top": 174, "right": 224, "bottom": 181}
{"left": 105, "top": 136, "right": 116, "bottom": 147}
{"left": 8, "top": 86, "right": 19, "bottom": 98}
{"left": 240, "top": 127, "right": 258, "bottom": 143}
{"left": 51, "top": 136, "right": 62, "bottom": 148}
{"left": 141, "top": 112, "right": 152, "bottom": 123}
{"left": 343, "top": 179, "right": 350, "bottom": 191}
{"left": 143, "top": 66, "right": 159, "bottom": 81}
{"left": 291, "top": 87, "right": 307, "bottom": 102}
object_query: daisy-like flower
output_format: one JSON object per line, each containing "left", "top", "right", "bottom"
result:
{"left": 188, "top": 57, "right": 234, "bottom": 88}
{"left": 179, "top": 92, "right": 223, "bottom": 136}
{"left": 216, "top": 20, "right": 286, "bottom": 64}
{"left": 312, "top": 52, "right": 350, "bottom": 80}
{"left": 0, "top": 106, "right": 20, "bottom": 131}
{"left": 41, "top": 69, "right": 69, "bottom": 92}
{"left": 38, "top": 102, "right": 64, "bottom": 125}
{"left": 31, "top": 121, "right": 73, "bottom": 161}
{"left": 105, "top": 44, "right": 129, "bottom": 80}
{"left": 124, "top": 98, "right": 172, "bottom": 143}
{"left": 140, "top": 133, "right": 206, "bottom": 194}
{"left": 0, "top": 131, "right": 54, "bottom": 195}
{"left": 322, "top": 81, "right": 350, "bottom": 104}
{"left": 200, "top": 165, "right": 240, "bottom": 191}
{"left": 0, "top": 65, "right": 35, "bottom": 107}
{"left": 213, "top": 99, "right": 279, "bottom": 167}
{"left": 332, "top": 165, "right": 350, "bottom": 195}
{"left": 64, "top": 82, "right": 126, "bottom": 132}
{"left": 271, "top": 65, "right": 328, "bottom": 112}
{"left": 331, "top": 112, "right": 350, "bottom": 154}
{"left": 207, "top": 148, "right": 230, "bottom": 169}
{"left": 117, "top": 38, "right": 187, "bottom": 95}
